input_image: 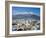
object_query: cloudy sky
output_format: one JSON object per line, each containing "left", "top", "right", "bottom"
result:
{"left": 12, "top": 7, "right": 40, "bottom": 16}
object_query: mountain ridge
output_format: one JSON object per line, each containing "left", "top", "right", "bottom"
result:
{"left": 12, "top": 14, "right": 40, "bottom": 20}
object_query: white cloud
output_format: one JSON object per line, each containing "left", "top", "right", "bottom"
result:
{"left": 29, "top": 12, "right": 34, "bottom": 15}
{"left": 12, "top": 12, "right": 35, "bottom": 15}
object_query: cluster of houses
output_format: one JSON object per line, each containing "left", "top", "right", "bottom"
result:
{"left": 12, "top": 19, "right": 40, "bottom": 31}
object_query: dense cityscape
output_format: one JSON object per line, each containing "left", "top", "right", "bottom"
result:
{"left": 12, "top": 19, "right": 40, "bottom": 31}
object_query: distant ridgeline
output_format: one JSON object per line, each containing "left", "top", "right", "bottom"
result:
{"left": 12, "top": 14, "right": 40, "bottom": 20}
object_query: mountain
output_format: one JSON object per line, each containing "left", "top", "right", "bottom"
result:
{"left": 12, "top": 14, "right": 40, "bottom": 20}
